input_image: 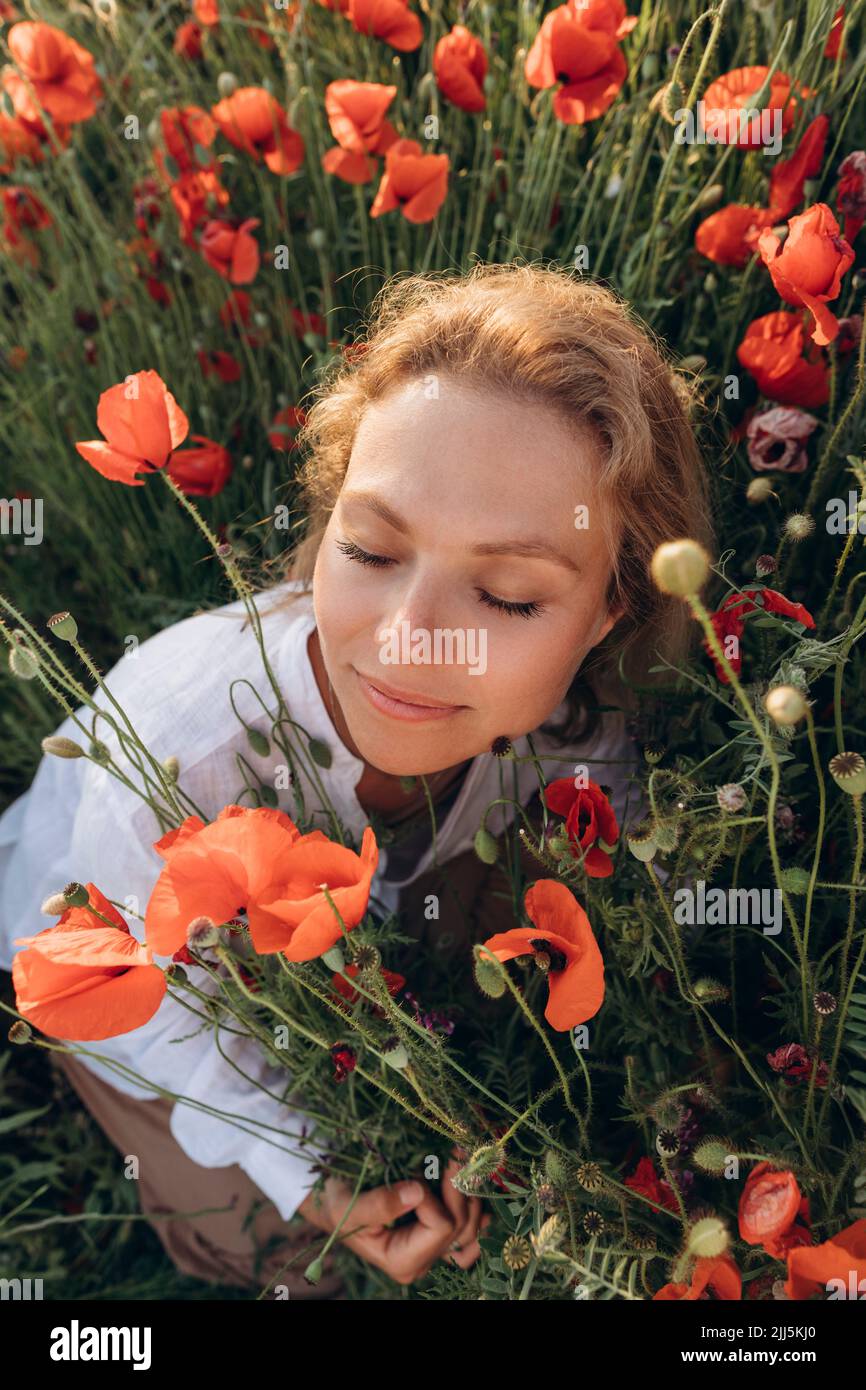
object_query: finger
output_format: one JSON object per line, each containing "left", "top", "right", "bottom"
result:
{"left": 383, "top": 1188, "right": 456, "bottom": 1275}
{"left": 447, "top": 1235, "right": 482, "bottom": 1269}
{"left": 349, "top": 1180, "right": 426, "bottom": 1235}
{"left": 441, "top": 1156, "right": 470, "bottom": 1228}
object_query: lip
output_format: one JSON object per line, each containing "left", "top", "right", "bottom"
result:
{"left": 354, "top": 669, "right": 466, "bottom": 722}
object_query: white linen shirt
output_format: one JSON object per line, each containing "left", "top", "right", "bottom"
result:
{"left": 0, "top": 581, "right": 640, "bottom": 1218}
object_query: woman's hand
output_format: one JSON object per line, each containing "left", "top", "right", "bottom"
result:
{"left": 297, "top": 1150, "right": 489, "bottom": 1286}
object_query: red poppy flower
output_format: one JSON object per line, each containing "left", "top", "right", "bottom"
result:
{"left": 268, "top": 405, "right": 306, "bottom": 450}
{"left": 481, "top": 879, "right": 604, "bottom": 1032}
{"left": 174, "top": 20, "right": 204, "bottom": 60}
{"left": 768, "top": 114, "right": 830, "bottom": 222}
{"left": 347, "top": 0, "right": 423, "bottom": 52}
{"left": 322, "top": 80, "right": 398, "bottom": 184}
{"left": 12, "top": 884, "right": 166, "bottom": 1042}
{"left": 218, "top": 289, "right": 263, "bottom": 347}
{"left": 736, "top": 310, "right": 829, "bottom": 408}
{"left": 0, "top": 112, "right": 44, "bottom": 175}
{"left": 654, "top": 1255, "right": 742, "bottom": 1301}
{"left": 4, "top": 21, "right": 102, "bottom": 126}
{"left": 1, "top": 185, "right": 51, "bottom": 237}
{"left": 758, "top": 203, "right": 855, "bottom": 347}
{"left": 197, "top": 348, "right": 242, "bottom": 383}
{"left": 288, "top": 307, "right": 327, "bottom": 339}
{"left": 145, "top": 806, "right": 309, "bottom": 957}
{"left": 157, "top": 105, "right": 217, "bottom": 176}
{"left": 370, "top": 138, "right": 450, "bottom": 223}
{"left": 331, "top": 1043, "right": 357, "bottom": 1082}
{"left": 433, "top": 25, "right": 488, "bottom": 113}
{"left": 255, "top": 828, "right": 380, "bottom": 961}
{"left": 170, "top": 168, "right": 231, "bottom": 246}
{"left": 703, "top": 587, "right": 815, "bottom": 683}
{"left": 624, "top": 1156, "right": 679, "bottom": 1214}
{"left": 543, "top": 776, "right": 619, "bottom": 878}
{"left": 701, "top": 66, "right": 809, "bottom": 150}
{"left": 739, "top": 1163, "right": 803, "bottom": 1255}
{"left": 524, "top": 0, "right": 635, "bottom": 126}
{"left": 76, "top": 370, "right": 189, "bottom": 486}
{"left": 211, "top": 87, "right": 305, "bottom": 175}
{"left": 167, "top": 434, "right": 233, "bottom": 497}
{"left": 785, "top": 1218, "right": 866, "bottom": 1300}
{"left": 193, "top": 0, "right": 220, "bottom": 24}
{"left": 200, "top": 217, "right": 260, "bottom": 283}
{"left": 824, "top": 5, "right": 846, "bottom": 61}
{"left": 331, "top": 962, "right": 406, "bottom": 1005}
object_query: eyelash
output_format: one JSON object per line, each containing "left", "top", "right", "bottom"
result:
{"left": 334, "top": 538, "right": 545, "bottom": 619}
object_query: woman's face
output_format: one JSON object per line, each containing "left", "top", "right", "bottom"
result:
{"left": 312, "top": 375, "right": 623, "bottom": 776}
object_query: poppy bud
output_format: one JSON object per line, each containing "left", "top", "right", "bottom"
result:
{"left": 247, "top": 727, "right": 269, "bottom": 757}
{"left": 41, "top": 892, "right": 70, "bottom": 916}
{"left": 473, "top": 945, "right": 506, "bottom": 998}
{"left": 828, "top": 751, "right": 866, "bottom": 796}
{"left": 89, "top": 740, "right": 111, "bottom": 764}
{"left": 692, "top": 1136, "right": 735, "bottom": 1175}
{"left": 63, "top": 882, "right": 89, "bottom": 907}
{"left": 694, "top": 183, "right": 725, "bottom": 211}
{"left": 686, "top": 1216, "right": 730, "bottom": 1260}
{"left": 746, "top": 477, "right": 776, "bottom": 505}
{"left": 716, "top": 782, "right": 746, "bottom": 813}
{"left": 654, "top": 820, "right": 680, "bottom": 852}
{"left": 650, "top": 539, "right": 710, "bottom": 597}
{"left": 308, "top": 228, "right": 328, "bottom": 251}
{"left": 473, "top": 826, "right": 499, "bottom": 864}
{"left": 163, "top": 755, "right": 180, "bottom": 782}
{"left": 322, "top": 945, "right": 345, "bottom": 972}
{"left": 41, "top": 736, "right": 85, "bottom": 759}
{"left": 764, "top": 685, "right": 808, "bottom": 727}
{"left": 217, "top": 71, "right": 238, "bottom": 98}
{"left": 379, "top": 1036, "right": 409, "bottom": 1070}
{"left": 9, "top": 1021, "right": 32, "bottom": 1045}
{"left": 9, "top": 645, "right": 38, "bottom": 680}
{"left": 679, "top": 354, "right": 707, "bottom": 373}
{"left": 692, "top": 976, "right": 729, "bottom": 1002}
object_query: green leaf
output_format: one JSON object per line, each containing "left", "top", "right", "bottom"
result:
{"left": 309, "top": 738, "right": 332, "bottom": 768}
{"left": 0, "top": 1104, "right": 51, "bottom": 1134}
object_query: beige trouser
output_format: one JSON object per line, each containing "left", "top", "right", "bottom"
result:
{"left": 52, "top": 814, "right": 542, "bottom": 1291}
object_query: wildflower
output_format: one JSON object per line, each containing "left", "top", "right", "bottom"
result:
{"left": 758, "top": 203, "right": 855, "bottom": 347}
{"left": 267, "top": 405, "right": 306, "bottom": 451}
{"left": 767, "top": 1041, "right": 829, "bottom": 1088}
{"left": 703, "top": 590, "right": 815, "bottom": 684}
{"left": 785, "top": 1219, "right": 866, "bottom": 1300}
{"left": 321, "top": 80, "right": 397, "bottom": 185}
{"left": 211, "top": 87, "right": 305, "bottom": 175}
{"left": 717, "top": 783, "right": 747, "bottom": 813}
{"left": 624, "top": 1156, "right": 680, "bottom": 1213}
{"left": 75, "top": 370, "right": 189, "bottom": 486}
{"left": 481, "top": 879, "right": 604, "bottom": 1032}
{"left": 738, "top": 1163, "right": 811, "bottom": 1259}
{"left": 12, "top": 884, "right": 166, "bottom": 1041}
{"left": 199, "top": 217, "right": 260, "bottom": 284}
{"left": 433, "top": 25, "right": 488, "bottom": 113}
{"left": 197, "top": 349, "right": 242, "bottom": 383}
{"left": 330, "top": 1043, "right": 357, "bottom": 1082}
{"left": 3, "top": 21, "right": 102, "bottom": 127}
{"left": 737, "top": 310, "right": 829, "bottom": 408}
{"left": 173, "top": 21, "right": 204, "bottom": 60}
{"left": 331, "top": 962, "right": 405, "bottom": 1006}
{"left": 543, "top": 776, "right": 619, "bottom": 877}
{"left": 370, "top": 139, "right": 450, "bottom": 224}
{"left": 524, "top": 0, "right": 636, "bottom": 125}
{"left": 701, "top": 66, "right": 809, "bottom": 149}
{"left": 746, "top": 407, "right": 820, "bottom": 473}
{"left": 167, "top": 435, "right": 233, "bottom": 498}
{"left": 193, "top": 0, "right": 220, "bottom": 24}
{"left": 347, "top": 0, "right": 423, "bottom": 52}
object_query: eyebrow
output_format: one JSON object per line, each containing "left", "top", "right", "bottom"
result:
{"left": 340, "top": 491, "right": 583, "bottom": 574}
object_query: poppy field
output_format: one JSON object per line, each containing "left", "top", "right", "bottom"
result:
{"left": 3, "top": 0, "right": 866, "bottom": 1306}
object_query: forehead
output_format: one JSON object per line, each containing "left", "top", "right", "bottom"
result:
{"left": 346, "top": 376, "right": 613, "bottom": 534}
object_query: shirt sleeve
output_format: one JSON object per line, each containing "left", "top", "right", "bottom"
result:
{"left": 0, "top": 626, "right": 327, "bottom": 1222}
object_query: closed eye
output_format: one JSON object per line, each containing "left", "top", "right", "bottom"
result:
{"left": 335, "top": 537, "right": 546, "bottom": 618}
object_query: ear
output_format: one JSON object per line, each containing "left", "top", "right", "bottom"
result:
{"left": 594, "top": 603, "right": 624, "bottom": 646}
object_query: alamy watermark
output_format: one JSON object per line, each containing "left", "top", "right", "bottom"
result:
{"left": 674, "top": 101, "right": 783, "bottom": 157}
{"left": 377, "top": 622, "right": 487, "bottom": 676}
{"left": 673, "top": 879, "right": 781, "bottom": 935}
{"left": 0, "top": 496, "right": 43, "bottom": 545}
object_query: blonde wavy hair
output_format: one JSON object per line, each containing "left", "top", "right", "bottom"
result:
{"left": 274, "top": 261, "right": 716, "bottom": 744}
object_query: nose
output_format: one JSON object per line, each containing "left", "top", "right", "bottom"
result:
{"left": 378, "top": 566, "right": 448, "bottom": 642}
